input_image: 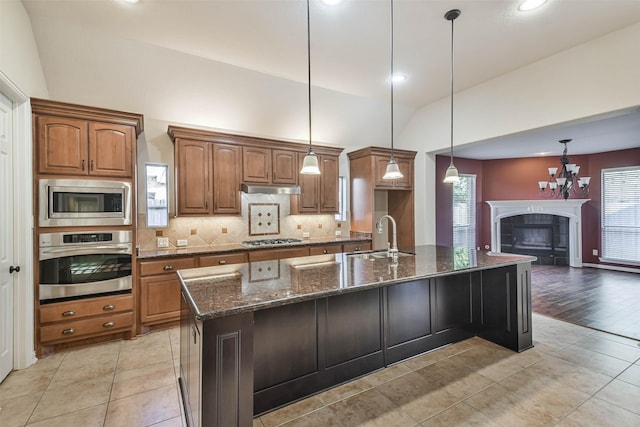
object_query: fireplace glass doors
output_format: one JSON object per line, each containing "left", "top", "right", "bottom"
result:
{"left": 500, "top": 214, "right": 569, "bottom": 265}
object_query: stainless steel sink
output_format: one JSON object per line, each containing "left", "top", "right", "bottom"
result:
{"left": 347, "top": 250, "right": 414, "bottom": 260}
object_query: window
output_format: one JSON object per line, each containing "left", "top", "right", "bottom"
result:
{"left": 453, "top": 174, "right": 476, "bottom": 249}
{"left": 334, "top": 176, "right": 347, "bottom": 222}
{"left": 601, "top": 166, "right": 640, "bottom": 264}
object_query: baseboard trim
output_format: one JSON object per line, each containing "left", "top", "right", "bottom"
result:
{"left": 582, "top": 263, "right": 640, "bottom": 274}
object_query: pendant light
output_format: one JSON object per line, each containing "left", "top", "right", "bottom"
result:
{"left": 382, "top": 0, "right": 404, "bottom": 180}
{"left": 442, "top": 9, "right": 461, "bottom": 184}
{"left": 300, "top": 0, "right": 321, "bottom": 175}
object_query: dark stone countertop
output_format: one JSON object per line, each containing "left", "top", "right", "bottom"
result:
{"left": 178, "top": 245, "right": 536, "bottom": 321}
{"left": 137, "top": 235, "right": 371, "bottom": 260}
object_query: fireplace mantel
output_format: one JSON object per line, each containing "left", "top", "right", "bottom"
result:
{"left": 486, "top": 200, "right": 589, "bottom": 267}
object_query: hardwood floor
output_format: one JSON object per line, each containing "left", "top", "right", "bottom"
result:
{"left": 531, "top": 265, "right": 640, "bottom": 341}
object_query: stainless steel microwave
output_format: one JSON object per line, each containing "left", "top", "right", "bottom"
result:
{"left": 39, "top": 179, "right": 132, "bottom": 227}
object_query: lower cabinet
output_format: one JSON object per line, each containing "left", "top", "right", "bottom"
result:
{"left": 39, "top": 293, "right": 134, "bottom": 345}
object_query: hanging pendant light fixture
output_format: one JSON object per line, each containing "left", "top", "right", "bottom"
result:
{"left": 382, "top": 0, "right": 404, "bottom": 180}
{"left": 442, "top": 8, "right": 461, "bottom": 184}
{"left": 300, "top": 0, "right": 321, "bottom": 175}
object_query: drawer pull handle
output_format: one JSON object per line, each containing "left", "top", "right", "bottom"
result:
{"left": 323, "top": 249, "right": 329, "bottom": 254}
{"left": 61, "top": 310, "right": 76, "bottom": 317}
{"left": 103, "top": 304, "right": 115, "bottom": 311}
{"left": 218, "top": 260, "right": 227, "bottom": 265}
{"left": 355, "top": 247, "right": 361, "bottom": 251}
{"left": 62, "top": 328, "right": 75, "bottom": 335}
{"left": 103, "top": 322, "right": 116, "bottom": 328}
{"left": 163, "top": 265, "right": 174, "bottom": 271}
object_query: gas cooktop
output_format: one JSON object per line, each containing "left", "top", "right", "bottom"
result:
{"left": 241, "top": 238, "right": 303, "bottom": 247}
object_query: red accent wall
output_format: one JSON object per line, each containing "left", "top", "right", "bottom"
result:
{"left": 435, "top": 147, "right": 640, "bottom": 266}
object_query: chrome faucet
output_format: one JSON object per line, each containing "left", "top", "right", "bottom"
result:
{"left": 376, "top": 215, "right": 398, "bottom": 259}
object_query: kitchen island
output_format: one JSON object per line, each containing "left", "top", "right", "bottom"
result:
{"left": 177, "top": 245, "right": 535, "bottom": 427}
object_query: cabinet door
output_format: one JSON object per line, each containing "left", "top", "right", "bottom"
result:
{"left": 296, "top": 152, "right": 320, "bottom": 213}
{"left": 88, "top": 122, "right": 134, "bottom": 177}
{"left": 140, "top": 274, "right": 182, "bottom": 324}
{"left": 212, "top": 143, "right": 242, "bottom": 214}
{"left": 36, "top": 116, "right": 89, "bottom": 175}
{"left": 242, "top": 146, "right": 270, "bottom": 183}
{"left": 374, "top": 155, "right": 412, "bottom": 189}
{"left": 320, "top": 155, "right": 339, "bottom": 213}
{"left": 176, "top": 140, "right": 211, "bottom": 215}
{"left": 272, "top": 149, "right": 298, "bottom": 184}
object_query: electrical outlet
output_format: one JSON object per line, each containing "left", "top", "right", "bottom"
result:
{"left": 335, "top": 230, "right": 342, "bottom": 237}
{"left": 302, "top": 232, "right": 310, "bottom": 238}
{"left": 592, "top": 249, "right": 598, "bottom": 256}
{"left": 157, "top": 237, "right": 169, "bottom": 248}
{"left": 177, "top": 239, "right": 188, "bottom": 247}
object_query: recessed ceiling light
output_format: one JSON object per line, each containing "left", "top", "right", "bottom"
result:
{"left": 117, "top": 0, "right": 140, "bottom": 4}
{"left": 518, "top": 0, "right": 547, "bottom": 12}
{"left": 320, "top": 0, "right": 343, "bottom": 5}
{"left": 391, "top": 74, "right": 407, "bottom": 83}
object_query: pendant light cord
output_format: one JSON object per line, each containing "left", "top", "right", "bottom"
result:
{"left": 449, "top": 13, "right": 455, "bottom": 166}
{"left": 307, "top": 0, "right": 312, "bottom": 151}
{"left": 390, "top": 0, "right": 395, "bottom": 158}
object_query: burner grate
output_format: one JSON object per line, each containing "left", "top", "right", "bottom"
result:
{"left": 242, "top": 238, "right": 303, "bottom": 247}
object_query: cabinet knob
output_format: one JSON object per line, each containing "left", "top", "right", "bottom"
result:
{"left": 61, "top": 310, "right": 75, "bottom": 317}
{"left": 62, "top": 328, "right": 76, "bottom": 335}
{"left": 103, "top": 304, "right": 115, "bottom": 311}
{"left": 163, "top": 265, "right": 174, "bottom": 271}
{"left": 103, "top": 322, "right": 115, "bottom": 328}
{"left": 218, "top": 260, "right": 227, "bottom": 265}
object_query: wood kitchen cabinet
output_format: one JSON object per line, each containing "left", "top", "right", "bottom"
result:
{"left": 32, "top": 99, "right": 142, "bottom": 178}
{"left": 174, "top": 139, "right": 241, "bottom": 216}
{"left": 348, "top": 147, "right": 417, "bottom": 250}
{"left": 39, "top": 293, "right": 134, "bottom": 345}
{"left": 242, "top": 147, "right": 298, "bottom": 185}
{"left": 292, "top": 153, "right": 340, "bottom": 214}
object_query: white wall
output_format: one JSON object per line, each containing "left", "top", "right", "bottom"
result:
{"left": 0, "top": 0, "right": 48, "bottom": 97}
{"left": 400, "top": 22, "right": 640, "bottom": 245}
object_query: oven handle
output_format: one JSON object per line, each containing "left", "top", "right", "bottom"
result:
{"left": 39, "top": 245, "right": 132, "bottom": 260}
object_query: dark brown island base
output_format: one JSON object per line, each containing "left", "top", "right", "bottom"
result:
{"left": 177, "top": 245, "right": 535, "bottom": 427}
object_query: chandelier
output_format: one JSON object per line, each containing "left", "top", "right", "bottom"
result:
{"left": 538, "top": 139, "right": 590, "bottom": 200}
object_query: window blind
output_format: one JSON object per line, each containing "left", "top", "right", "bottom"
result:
{"left": 453, "top": 174, "right": 476, "bottom": 249}
{"left": 601, "top": 166, "right": 640, "bottom": 264}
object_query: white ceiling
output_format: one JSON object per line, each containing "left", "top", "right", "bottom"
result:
{"left": 22, "top": 0, "right": 640, "bottom": 159}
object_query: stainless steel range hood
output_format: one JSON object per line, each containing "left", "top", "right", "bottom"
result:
{"left": 240, "top": 183, "right": 301, "bottom": 195}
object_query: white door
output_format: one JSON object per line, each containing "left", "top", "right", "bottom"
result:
{"left": 0, "top": 92, "right": 14, "bottom": 381}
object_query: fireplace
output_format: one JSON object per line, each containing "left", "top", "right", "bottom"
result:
{"left": 500, "top": 214, "right": 569, "bottom": 265}
{"left": 486, "top": 199, "right": 588, "bottom": 267}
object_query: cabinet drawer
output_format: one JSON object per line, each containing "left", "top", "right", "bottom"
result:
{"left": 199, "top": 252, "right": 248, "bottom": 267}
{"left": 342, "top": 242, "right": 372, "bottom": 253}
{"left": 309, "top": 244, "right": 343, "bottom": 256}
{"left": 249, "top": 247, "right": 309, "bottom": 262}
{"left": 40, "top": 294, "right": 133, "bottom": 323}
{"left": 139, "top": 257, "right": 196, "bottom": 276}
{"left": 40, "top": 312, "right": 133, "bottom": 344}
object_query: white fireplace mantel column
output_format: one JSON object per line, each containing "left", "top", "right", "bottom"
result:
{"left": 486, "top": 199, "right": 589, "bottom": 267}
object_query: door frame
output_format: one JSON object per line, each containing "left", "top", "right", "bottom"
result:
{"left": 0, "top": 70, "right": 36, "bottom": 370}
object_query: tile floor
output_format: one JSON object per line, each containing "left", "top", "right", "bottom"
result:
{"left": 1, "top": 314, "right": 640, "bottom": 427}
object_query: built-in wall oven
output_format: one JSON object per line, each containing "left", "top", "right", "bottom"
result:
{"left": 39, "top": 178, "right": 132, "bottom": 227}
{"left": 39, "top": 230, "right": 133, "bottom": 302}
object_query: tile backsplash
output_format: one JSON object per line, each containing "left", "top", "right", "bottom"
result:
{"left": 137, "top": 193, "right": 347, "bottom": 250}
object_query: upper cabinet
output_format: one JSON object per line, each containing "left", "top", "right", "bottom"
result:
{"left": 32, "top": 98, "right": 143, "bottom": 178}
{"left": 292, "top": 153, "right": 340, "bottom": 214}
{"left": 169, "top": 126, "right": 343, "bottom": 217}
{"left": 242, "top": 147, "right": 298, "bottom": 185}
{"left": 374, "top": 156, "right": 413, "bottom": 189}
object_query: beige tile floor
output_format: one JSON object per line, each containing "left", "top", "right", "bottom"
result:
{"left": 1, "top": 314, "right": 640, "bottom": 427}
